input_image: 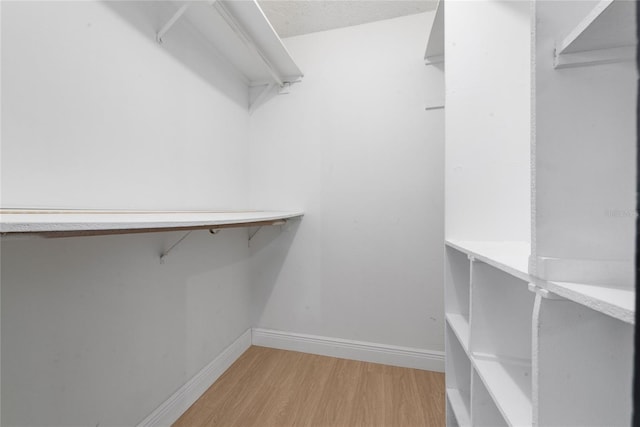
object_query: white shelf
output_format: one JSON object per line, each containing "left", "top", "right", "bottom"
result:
{"left": 159, "top": 1, "right": 303, "bottom": 88}
{"left": 545, "top": 280, "right": 634, "bottom": 325}
{"left": 446, "top": 313, "right": 470, "bottom": 354}
{"left": 0, "top": 209, "right": 304, "bottom": 236}
{"left": 445, "top": 240, "right": 530, "bottom": 282}
{"left": 554, "top": 0, "right": 636, "bottom": 68}
{"left": 424, "top": 0, "right": 444, "bottom": 65}
{"left": 447, "top": 388, "right": 471, "bottom": 427}
{"left": 473, "top": 357, "right": 532, "bottom": 427}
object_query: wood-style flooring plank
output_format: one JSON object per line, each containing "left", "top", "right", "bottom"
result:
{"left": 173, "top": 346, "right": 445, "bottom": 427}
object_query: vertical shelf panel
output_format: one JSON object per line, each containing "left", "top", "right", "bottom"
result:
{"left": 534, "top": 297, "right": 633, "bottom": 426}
{"left": 446, "top": 325, "right": 471, "bottom": 426}
{"left": 470, "top": 261, "right": 533, "bottom": 426}
{"left": 445, "top": 246, "right": 471, "bottom": 347}
{"left": 470, "top": 262, "right": 533, "bottom": 361}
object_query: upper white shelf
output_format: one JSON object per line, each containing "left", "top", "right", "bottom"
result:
{"left": 158, "top": 0, "right": 303, "bottom": 88}
{"left": 445, "top": 239, "right": 531, "bottom": 283}
{"left": 554, "top": 0, "right": 636, "bottom": 68}
{"left": 424, "top": 0, "right": 444, "bottom": 65}
{"left": 0, "top": 209, "right": 304, "bottom": 237}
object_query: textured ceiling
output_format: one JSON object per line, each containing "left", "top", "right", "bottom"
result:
{"left": 258, "top": 1, "right": 437, "bottom": 38}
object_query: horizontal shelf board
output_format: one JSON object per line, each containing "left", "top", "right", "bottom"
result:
{"left": 0, "top": 209, "right": 304, "bottom": 236}
{"left": 446, "top": 313, "right": 470, "bottom": 354}
{"left": 424, "top": 0, "right": 444, "bottom": 62}
{"left": 171, "top": 1, "right": 302, "bottom": 86}
{"left": 447, "top": 388, "right": 471, "bottom": 427}
{"left": 445, "top": 240, "right": 531, "bottom": 282}
{"left": 472, "top": 356, "right": 532, "bottom": 427}
{"left": 557, "top": 0, "right": 636, "bottom": 55}
{"left": 545, "top": 280, "right": 635, "bottom": 325}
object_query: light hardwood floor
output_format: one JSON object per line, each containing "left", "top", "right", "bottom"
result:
{"left": 174, "top": 346, "right": 446, "bottom": 427}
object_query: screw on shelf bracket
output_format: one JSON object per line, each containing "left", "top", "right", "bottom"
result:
{"left": 160, "top": 228, "right": 220, "bottom": 264}
{"left": 156, "top": 3, "right": 190, "bottom": 44}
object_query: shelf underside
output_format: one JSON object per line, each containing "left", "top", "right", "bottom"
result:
{"left": 0, "top": 209, "right": 304, "bottom": 237}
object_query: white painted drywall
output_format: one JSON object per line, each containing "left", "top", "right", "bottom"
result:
{"left": 444, "top": 0, "right": 531, "bottom": 242}
{"left": 1, "top": 2, "right": 252, "bottom": 425}
{"left": 248, "top": 12, "right": 445, "bottom": 352}
{"left": 1, "top": 1, "right": 249, "bottom": 210}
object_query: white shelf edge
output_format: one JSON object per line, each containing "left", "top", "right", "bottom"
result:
{"left": 445, "top": 239, "right": 531, "bottom": 283}
{"left": 424, "top": 0, "right": 444, "bottom": 63}
{"left": 0, "top": 209, "right": 304, "bottom": 236}
{"left": 446, "top": 313, "right": 470, "bottom": 355}
{"left": 447, "top": 388, "right": 472, "bottom": 427}
{"left": 554, "top": 45, "right": 635, "bottom": 69}
{"left": 471, "top": 356, "right": 532, "bottom": 427}
{"left": 544, "top": 280, "right": 635, "bottom": 325}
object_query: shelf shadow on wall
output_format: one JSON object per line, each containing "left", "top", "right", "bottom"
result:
{"left": 102, "top": 1, "right": 248, "bottom": 110}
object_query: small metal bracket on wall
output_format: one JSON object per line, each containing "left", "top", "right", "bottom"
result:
{"left": 156, "top": 4, "right": 190, "bottom": 44}
{"left": 248, "top": 219, "right": 286, "bottom": 247}
{"left": 160, "top": 229, "right": 220, "bottom": 264}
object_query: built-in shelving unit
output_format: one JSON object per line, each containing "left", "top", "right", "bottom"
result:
{"left": 424, "top": 0, "right": 444, "bottom": 65}
{"left": 443, "top": 0, "right": 635, "bottom": 425}
{"left": 0, "top": 209, "right": 304, "bottom": 237}
{"left": 554, "top": 0, "right": 636, "bottom": 68}
{"left": 156, "top": 0, "right": 303, "bottom": 110}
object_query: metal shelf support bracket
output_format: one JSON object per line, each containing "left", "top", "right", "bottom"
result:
{"left": 156, "top": 4, "right": 191, "bottom": 44}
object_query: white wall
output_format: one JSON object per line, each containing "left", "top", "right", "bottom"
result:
{"left": 1, "top": 2, "right": 252, "bottom": 425}
{"left": 444, "top": 0, "right": 531, "bottom": 242}
{"left": 248, "top": 12, "right": 445, "bottom": 351}
{"left": 1, "top": 1, "right": 249, "bottom": 210}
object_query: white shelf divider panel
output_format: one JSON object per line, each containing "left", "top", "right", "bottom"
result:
{"left": 446, "top": 324, "right": 472, "bottom": 427}
{"left": 554, "top": 0, "right": 636, "bottom": 68}
{"left": 424, "top": 0, "right": 444, "bottom": 65}
{"left": 470, "top": 261, "right": 534, "bottom": 426}
{"left": 471, "top": 370, "right": 508, "bottom": 427}
{"left": 445, "top": 246, "right": 471, "bottom": 326}
{"left": 533, "top": 295, "right": 634, "bottom": 426}
{"left": 445, "top": 240, "right": 530, "bottom": 283}
{"left": 0, "top": 209, "right": 304, "bottom": 237}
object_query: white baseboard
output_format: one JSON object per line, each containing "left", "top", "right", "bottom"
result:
{"left": 137, "top": 328, "right": 252, "bottom": 427}
{"left": 252, "top": 328, "right": 444, "bottom": 372}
